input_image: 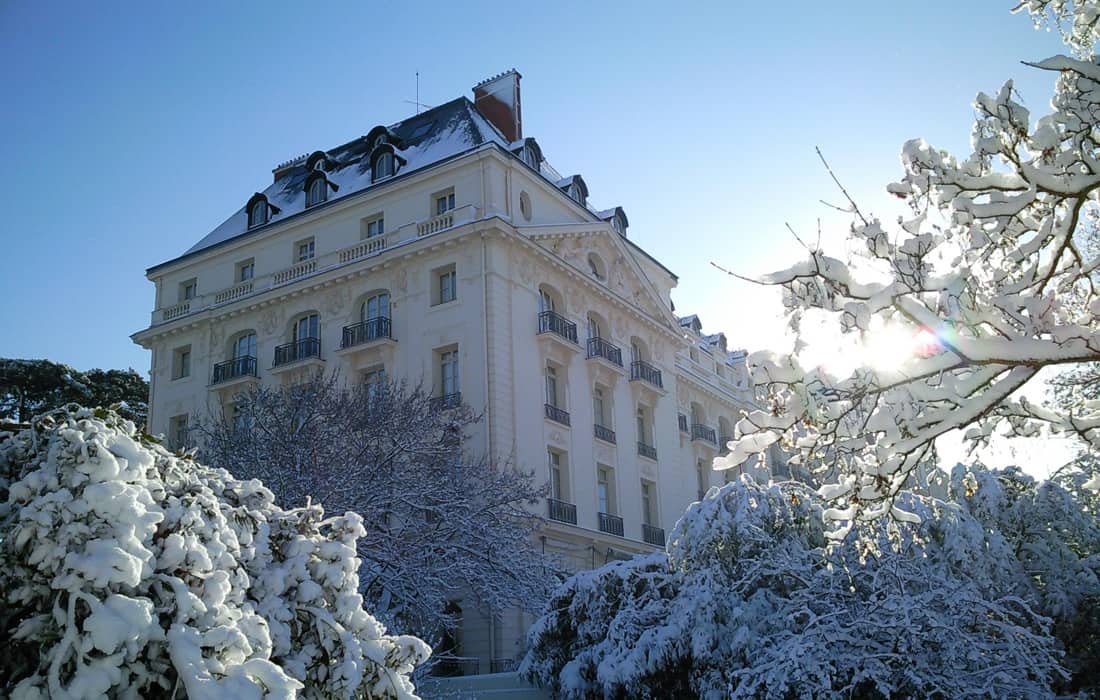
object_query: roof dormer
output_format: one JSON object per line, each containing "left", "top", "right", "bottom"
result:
{"left": 511, "top": 137, "right": 543, "bottom": 170}
{"left": 599, "top": 206, "right": 629, "bottom": 236}
{"left": 304, "top": 170, "right": 338, "bottom": 208}
{"left": 245, "top": 192, "right": 281, "bottom": 229}
{"left": 364, "top": 125, "right": 404, "bottom": 151}
{"left": 557, "top": 174, "right": 588, "bottom": 207}
{"left": 305, "top": 150, "right": 331, "bottom": 172}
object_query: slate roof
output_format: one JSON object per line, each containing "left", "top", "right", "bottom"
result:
{"left": 156, "top": 97, "right": 509, "bottom": 271}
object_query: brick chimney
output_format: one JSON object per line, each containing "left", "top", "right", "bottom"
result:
{"left": 473, "top": 69, "right": 522, "bottom": 142}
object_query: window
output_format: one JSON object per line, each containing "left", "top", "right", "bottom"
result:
{"left": 237, "top": 259, "right": 255, "bottom": 282}
{"left": 611, "top": 216, "right": 624, "bottom": 234}
{"left": 539, "top": 288, "right": 555, "bottom": 314}
{"left": 362, "top": 291, "right": 390, "bottom": 321}
{"left": 306, "top": 177, "right": 327, "bottom": 207}
{"left": 523, "top": 145, "right": 540, "bottom": 169}
{"left": 440, "top": 348, "right": 459, "bottom": 397}
{"left": 295, "top": 313, "right": 320, "bottom": 342}
{"left": 249, "top": 199, "right": 268, "bottom": 228}
{"left": 641, "top": 480, "right": 656, "bottom": 526}
{"left": 548, "top": 449, "right": 565, "bottom": 501}
{"left": 169, "top": 414, "right": 190, "bottom": 450}
{"left": 434, "top": 190, "right": 456, "bottom": 216}
{"left": 697, "top": 460, "right": 708, "bottom": 500}
{"left": 630, "top": 341, "right": 642, "bottom": 364}
{"left": 593, "top": 386, "right": 608, "bottom": 427}
{"left": 364, "top": 367, "right": 386, "bottom": 402}
{"left": 179, "top": 279, "right": 197, "bottom": 302}
{"left": 597, "top": 466, "right": 615, "bottom": 515}
{"left": 435, "top": 265, "right": 457, "bottom": 305}
{"left": 372, "top": 151, "right": 394, "bottom": 181}
{"left": 363, "top": 215, "right": 385, "bottom": 239}
{"left": 545, "top": 365, "right": 560, "bottom": 408}
{"left": 519, "top": 191, "right": 532, "bottom": 221}
{"left": 636, "top": 405, "right": 651, "bottom": 445}
{"left": 172, "top": 346, "right": 191, "bottom": 380}
{"left": 234, "top": 332, "right": 257, "bottom": 359}
{"left": 587, "top": 316, "right": 601, "bottom": 340}
{"left": 297, "top": 239, "right": 315, "bottom": 262}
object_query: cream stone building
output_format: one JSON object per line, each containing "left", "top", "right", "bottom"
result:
{"left": 132, "top": 70, "right": 765, "bottom": 674}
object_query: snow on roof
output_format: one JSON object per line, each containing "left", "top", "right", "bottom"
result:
{"left": 175, "top": 97, "right": 510, "bottom": 262}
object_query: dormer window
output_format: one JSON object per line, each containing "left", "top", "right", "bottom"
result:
{"left": 305, "top": 151, "right": 329, "bottom": 172}
{"left": 314, "top": 160, "right": 326, "bottom": 171}
{"left": 373, "top": 151, "right": 394, "bottom": 181}
{"left": 245, "top": 193, "right": 278, "bottom": 229}
{"left": 570, "top": 184, "right": 586, "bottom": 206}
{"left": 611, "top": 216, "right": 624, "bottom": 234}
{"left": 559, "top": 175, "right": 588, "bottom": 208}
{"left": 248, "top": 199, "right": 268, "bottom": 228}
{"left": 524, "top": 144, "right": 540, "bottom": 169}
{"left": 305, "top": 172, "right": 332, "bottom": 208}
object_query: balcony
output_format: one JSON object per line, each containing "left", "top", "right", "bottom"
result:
{"left": 594, "top": 423, "right": 616, "bottom": 444}
{"left": 273, "top": 337, "right": 321, "bottom": 367}
{"left": 211, "top": 356, "right": 257, "bottom": 385}
{"left": 341, "top": 317, "right": 392, "bottom": 348}
{"left": 147, "top": 205, "right": 480, "bottom": 327}
{"left": 630, "top": 360, "right": 663, "bottom": 389}
{"left": 544, "top": 403, "right": 571, "bottom": 426}
{"left": 431, "top": 392, "right": 462, "bottom": 410}
{"left": 548, "top": 497, "right": 578, "bottom": 525}
{"left": 586, "top": 337, "right": 623, "bottom": 367}
{"left": 642, "top": 523, "right": 666, "bottom": 547}
{"left": 637, "top": 441, "right": 657, "bottom": 460}
{"left": 598, "top": 512, "right": 624, "bottom": 537}
{"left": 691, "top": 424, "right": 717, "bottom": 445}
{"left": 537, "top": 310, "right": 578, "bottom": 343}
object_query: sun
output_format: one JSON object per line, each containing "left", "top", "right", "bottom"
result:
{"left": 864, "top": 324, "right": 941, "bottom": 372}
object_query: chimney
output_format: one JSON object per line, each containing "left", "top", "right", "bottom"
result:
{"left": 473, "top": 69, "right": 522, "bottom": 142}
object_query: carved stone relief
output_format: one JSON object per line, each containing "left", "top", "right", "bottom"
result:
{"left": 323, "top": 287, "right": 348, "bottom": 316}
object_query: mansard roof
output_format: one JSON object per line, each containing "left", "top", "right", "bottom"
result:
{"left": 156, "top": 97, "right": 510, "bottom": 270}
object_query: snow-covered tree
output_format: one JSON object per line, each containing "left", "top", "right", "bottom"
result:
{"left": 521, "top": 476, "right": 1068, "bottom": 698}
{"left": 720, "top": 0, "right": 1100, "bottom": 536}
{"left": 198, "top": 374, "right": 552, "bottom": 643}
{"left": 0, "top": 406, "right": 429, "bottom": 699}
{"left": 0, "top": 359, "right": 148, "bottom": 426}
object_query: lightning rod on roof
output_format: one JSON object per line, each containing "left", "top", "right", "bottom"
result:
{"left": 403, "top": 71, "right": 433, "bottom": 115}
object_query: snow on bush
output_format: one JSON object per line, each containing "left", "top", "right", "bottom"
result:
{"left": 0, "top": 407, "right": 429, "bottom": 699}
{"left": 522, "top": 476, "right": 1067, "bottom": 698}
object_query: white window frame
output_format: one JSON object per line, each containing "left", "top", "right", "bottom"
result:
{"left": 440, "top": 348, "right": 460, "bottom": 397}
{"left": 435, "top": 265, "right": 457, "bottom": 305}
{"left": 434, "top": 189, "right": 456, "bottom": 216}
{"left": 237, "top": 259, "right": 255, "bottom": 282}
{"left": 296, "top": 238, "right": 315, "bottom": 262}
{"left": 307, "top": 177, "right": 327, "bottom": 207}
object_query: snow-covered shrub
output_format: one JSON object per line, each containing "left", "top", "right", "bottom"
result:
{"left": 522, "top": 477, "right": 1066, "bottom": 699}
{"left": 0, "top": 407, "right": 429, "bottom": 699}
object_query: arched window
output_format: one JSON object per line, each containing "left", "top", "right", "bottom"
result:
{"left": 524, "top": 144, "right": 540, "bottom": 169}
{"left": 306, "top": 177, "right": 327, "bottom": 207}
{"left": 361, "top": 291, "right": 390, "bottom": 321}
{"left": 587, "top": 315, "right": 601, "bottom": 340}
{"left": 233, "top": 332, "right": 257, "bottom": 362}
{"left": 372, "top": 151, "right": 394, "bottom": 181}
{"left": 538, "top": 286, "right": 557, "bottom": 314}
{"left": 295, "top": 313, "right": 320, "bottom": 341}
{"left": 248, "top": 199, "right": 268, "bottom": 228}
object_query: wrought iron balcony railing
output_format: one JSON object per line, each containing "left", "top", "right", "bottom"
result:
{"left": 273, "top": 337, "right": 321, "bottom": 367}
{"left": 548, "top": 497, "right": 578, "bottom": 525}
{"left": 341, "top": 317, "right": 392, "bottom": 348}
{"left": 642, "top": 523, "right": 665, "bottom": 547}
{"left": 537, "top": 310, "right": 578, "bottom": 344}
{"left": 691, "top": 423, "right": 717, "bottom": 445}
{"left": 431, "top": 392, "right": 462, "bottom": 410}
{"left": 637, "top": 441, "right": 657, "bottom": 460}
{"left": 594, "top": 423, "right": 616, "bottom": 444}
{"left": 544, "top": 403, "right": 571, "bottom": 426}
{"left": 630, "top": 360, "right": 663, "bottom": 389}
{"left": 212, "top": 356, "right": 257, "bottom": 384}
{"left": 586, "top": 336, "right": 623, "bottom": 366}
{"left": 598, "top": 512, "right": 624, "bottom": 537}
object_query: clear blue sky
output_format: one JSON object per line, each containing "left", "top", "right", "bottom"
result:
{"left": 0, "top": 1, "right": 1067, "bottom": 374}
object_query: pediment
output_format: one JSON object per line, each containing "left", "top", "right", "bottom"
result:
{"left": 529, "top": 228, "right": 678, "bottom": 330}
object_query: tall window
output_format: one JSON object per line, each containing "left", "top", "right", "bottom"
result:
{"left": 597, "top": 466, "right": 613, "bottom": 514}
{"left": 593, "top": 387, "right": 607, "bottom": 427}
{"left": 362, "top": 292, "right": 390, "bottom": 321}
{"left": 697, "top": 460, "right": 708, "bottom": 501}
{"left": 169, "top": 414, "right": 190, "bottom": 450}
{"left": 307, "top": 177, "right": 327, "bottom": 207}
{"left": 630, "top": 341, "right": 641, "bottom": 363}
{"left": 641, "top": 481, "right": 656, "bottom": 526}
{"left": 545, "top": 366, "right": 559, "bottom": 408}
{"left": 180, "top": 279, "right": 197, "bottom": 302}
{"left": 587, "top": 316, "right": 601, "bottom": 340}
{"left": 435, "top": 190, "right": 456, "bottom": 216}
{"left": 295, "top": 314, "right": 319, "bottom": 341}
{"left": 548, "top": 450, "right": 564, "bottom": 501}
{"left": 539, "top": 288, "right": 555, "bottom": 313}
{"left": 172, "top": 346, "right": 191, "bottom": 380}
{"left": 364, "top": 367, "right": 386, "bottom": 402}
{"left": 297, "top": 239, "right": 315, "bottom": 262}
{"left": 438, "top": 267, "right": 457, "bottom": 304}
{"left": 636, "top": 406, "right": 648, "bottom": 445}
{"left": 440, "top": 349, "right": 459, "bottom": 397}
{"left": 235, "top": 332, "right": 257, "bottom": 359}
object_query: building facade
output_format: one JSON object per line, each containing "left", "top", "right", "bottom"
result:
{"left": 132, "top": 70, "right": 764, "bottom": 673}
